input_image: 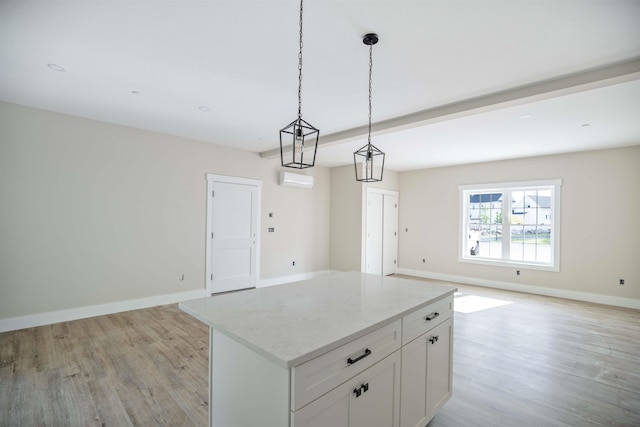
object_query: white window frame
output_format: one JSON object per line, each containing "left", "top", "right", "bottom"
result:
{"left": 459, "top": 179, "right": 561, "bottom": 272}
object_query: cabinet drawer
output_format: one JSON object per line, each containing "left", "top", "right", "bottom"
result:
{"left": 402, "top": 296, "right": 452, "bottom": 345}
{"left": 291, "top": 319, "right": 401, "bottom": 411}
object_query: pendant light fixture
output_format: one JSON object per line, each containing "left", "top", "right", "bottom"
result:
{"left": 354, "top": 33, "right": 385, "bottom": 182}
{"left": 279, "top": 0, "right": 319, "bottom": 169}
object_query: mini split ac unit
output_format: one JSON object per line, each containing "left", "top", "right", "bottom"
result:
{"left": 280, "top": 171, "right": 314, "bottom": 189}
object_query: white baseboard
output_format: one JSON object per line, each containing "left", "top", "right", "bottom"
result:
{"left": 397, "top": 268, "right": 640, "bottom": 310}
{"left": 0, "top": 288, "right": 209, "bottom": 333}
{"left": 257, "top": 270, "right": 337, "bottom": 288}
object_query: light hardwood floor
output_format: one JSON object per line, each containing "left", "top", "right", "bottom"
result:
{"left": 1, "top": 280, "right": 639, "bottom": 426}
{"left": 0, "top": 304, "right": 209, "bottom": 426}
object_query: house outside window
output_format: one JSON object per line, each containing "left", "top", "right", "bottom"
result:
{"left": 459, "top": 179, "right": 561, "bottom": 271}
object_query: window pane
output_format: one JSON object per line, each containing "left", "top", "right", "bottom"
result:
{"left": 536, "top": 228, "right": 552, "bottom": 263}
{"left": 522, "top": 225, "right": 538, "bottom": 262}
{"left": 524, "top": 191, "right": 537, "bottom": 224}
{"left": 511, "top": 191, "right": 525, "bottom": 224}
{"left": 538, "top": 190, "right": 552, "bottom": 225}
{"left": 479, "top": 225, "right": 502, "bottom": 259}
{"left": 491, "top": 207, "right": 502, "bottom": 225}
{"left": 510, "top": 224, "right": 525, "bottom": 261}
{"left": 469, "top": 206, "right": 480, "bottom": 224}
{"left": 466, "top": 225, "right": 480, "bottom": 256}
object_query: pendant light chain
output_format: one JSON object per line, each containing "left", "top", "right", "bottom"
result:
{"left": 279, "top": 0, "right": 319, "bottom": 169}
{"left": 297, "top": 0, "right": 304, "bottom": 119}
{"left": 367, "top": 42, "right": 373, "bottom": 145}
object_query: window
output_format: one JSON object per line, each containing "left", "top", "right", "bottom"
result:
{"left": 459, "top": 180, "right": 561, "bottom": 271}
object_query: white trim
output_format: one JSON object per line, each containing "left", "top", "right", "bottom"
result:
{"left": 366, "top": 187, "right": 400, "bottom": 197}
{"left": 458, "top": 179, "right": 562, "bottom": 192}
{"left": 257, "top": 270, "right": 336, "bottom": 288}
{"left": 0, "top": 289, "right": 208, "bottom": 333}
{"left": 397, "top": 268, "right": 640, "bottom": 310}
{"left": 206, "top": 173, "right": 264, "bottom": 188}
{"left": 205, "top": 173, "right": 262, "bottom": 294}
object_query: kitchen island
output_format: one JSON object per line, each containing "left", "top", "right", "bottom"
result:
{"left": 179, "top": 272, "right": 457, "bottom": 427}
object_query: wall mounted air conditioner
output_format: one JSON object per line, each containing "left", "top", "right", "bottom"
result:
{"left": 280, "top": 171, "right": 314, "bottom": 189}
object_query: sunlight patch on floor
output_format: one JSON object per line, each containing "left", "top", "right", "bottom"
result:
{"left": 454, "top": 295, "right": 513, "bottom": 313}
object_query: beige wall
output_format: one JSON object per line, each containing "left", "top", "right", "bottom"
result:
{"left": 261, "top": 166, "right": 331, "bottom": 278}
{"left": 398, "top": 146, "right": 640, "bottom": 300}
{"left": 329, "top": 165, "right": 363, "bottom": 272}
{"left": 0, "top": 102, "right": 330, "bottom": 319}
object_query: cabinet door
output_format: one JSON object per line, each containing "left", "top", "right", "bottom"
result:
{"left": 427, "top": 318, "right": 453, "bottom": 416}
{"left": 400, "top": 318, "right": 453, "bottom": 427}
{"left": 400, "top": 331, "right": 429, "bottom": 427}
{"left": 292, "top": 351, "right": 401, "bottom": 427}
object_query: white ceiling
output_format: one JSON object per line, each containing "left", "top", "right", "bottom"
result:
{"left": 2, "top": 0, "right": 639, "bottom": 171}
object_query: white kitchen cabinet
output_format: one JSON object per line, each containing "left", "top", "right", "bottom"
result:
{"left": 292, "top": 350, "right": 401, "bottom": 427}
{"left": 400, "top": 317, "right": 453, "bottom": 427}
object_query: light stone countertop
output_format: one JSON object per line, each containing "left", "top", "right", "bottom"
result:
{"left": 179, "top": 272, "right": 457, "bottom": 368}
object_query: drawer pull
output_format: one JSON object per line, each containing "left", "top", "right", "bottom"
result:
{"left": 429, "top": 335, "right": 439, "bottom": 344}
{"left": 353, "top": 383, "right": 370, "bottom": 398}
{"left": 425, "top": 312, "right": 440, "bottom": 321}
{"left": 347, "top": 348, "right": 372, "bottom": 365}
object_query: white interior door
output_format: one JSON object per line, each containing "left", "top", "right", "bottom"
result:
{"left": 366, "top": 192, "right": 383, "bottom": 275}
{"left": 207, "top": 175, "right": 261, "bottom": 294}
{"left": 382, "top": 194, "right": 398, "bottom": 276}
{"left": 364, "top": 188, "right": 399, "bottom": 276}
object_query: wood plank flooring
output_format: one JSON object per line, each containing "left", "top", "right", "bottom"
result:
{"left": 0, "top": 304, "right": 209, "bottom": 426}
{"left": 1, "top": 280, "right": 639, "bottom": 426}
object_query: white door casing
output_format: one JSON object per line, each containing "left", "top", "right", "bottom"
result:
{"left": 206, "top": 174, "right": 261, "bottom": 294}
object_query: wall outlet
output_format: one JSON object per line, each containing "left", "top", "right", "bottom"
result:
{"left": 516, "top": 270, "right": 521, "bottom": 276}
{"left": 619, "top": 279, "right": 625, "bottom": 285}
{"left": 292, "top": 261, "right": 296, "bottom": 267}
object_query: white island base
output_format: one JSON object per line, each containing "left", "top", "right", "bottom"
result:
{"left": 179, "top": 272, "right": 456, "bottom": 427}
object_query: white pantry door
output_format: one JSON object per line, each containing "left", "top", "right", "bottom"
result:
{"left": 206, "top": 175, "right": 261, "bottom": 294}
{"left": 364, "top": 188, "right": 398, "bottom": 276}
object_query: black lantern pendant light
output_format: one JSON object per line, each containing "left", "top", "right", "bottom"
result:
{"left": 279, "top": 0, "right": 319, "bottom": 169}
{"left": 354, "top": 33, "right": 385, "bottom": 182}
